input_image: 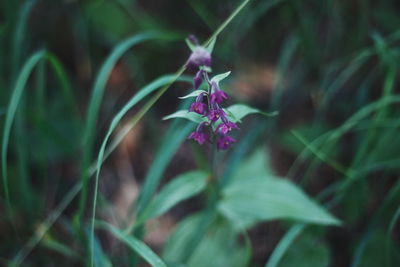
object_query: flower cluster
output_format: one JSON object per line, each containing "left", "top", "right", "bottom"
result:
{"left": 185, "top": 36, "right": 239, "bottom": 150}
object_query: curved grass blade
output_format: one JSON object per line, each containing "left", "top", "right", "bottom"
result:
{"left": 78, "top": 32, "right": 162, "bottom": 220}
{"left": 134, "top": 121, "right": 195, "bottom": 217}
{"left": 265, "top": 224, "right": 305, "bottom": 267}
{"left": 89, "top": 75, "right": 191, "bottom": 266}
{"left": 45, "top": 53, "right": 81, "bottom": 119}
{"left": 2, "top": 50, "right": 45, "bottom": 223}
{"left": 287, "top": 95, "right": 400, "bottom": 180}
{"left": 386, "top": 206, "right": 400, "bottom": 267}
{"left": 121, "top": 110, "right": 196, "bottom": 238}
{"left": 97, "top": 222, "right": 167, "bottom": 267}
{"left": 11, "top": 0, "right": 36, "bottom": 80}
{"left": 205, "top": 0, "right": 251, "bottom": 45}
{"left": 1, "top": 50, "right": 79, "bottom": 220}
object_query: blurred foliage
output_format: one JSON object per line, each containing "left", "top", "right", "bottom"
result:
{"left": 1, "top": 0, "right": 400, "bottom": 266}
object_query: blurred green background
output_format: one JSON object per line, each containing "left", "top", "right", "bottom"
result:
{"left": 1, "top": 0, "right": 400, "bottom": 266}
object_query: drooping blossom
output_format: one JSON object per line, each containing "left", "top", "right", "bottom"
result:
{"left": 188, "top": 122, "right": 209, "bottom": 145}
{"left": 216, "top": 121, "right": 239, "bottom": 135}
{"left": 194, "top": 69, "right": 205, "bottom": 90}
{"left": 184, "top": 35, "right": 238, "bottom": 150}
{"left": 189, "top": 93, "right": 208, "bottom": 115}
{"left": 216, "top": 135, "right": 236, "bottom": 150}
{"left": 207, "top": 108, "right": 227, "bottom": 122}
{"left": 187, "top": 46, "right": 211, "bottom": 69}
{"left": 210, "top": 81, "right": 228, "bottom": 104}
{"left": 189, "top": 102, "right": 207, "bottom": 115}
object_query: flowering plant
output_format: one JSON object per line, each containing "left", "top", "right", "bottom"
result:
{"left": 164, "top": 35, "right": 274, "bottom": 150}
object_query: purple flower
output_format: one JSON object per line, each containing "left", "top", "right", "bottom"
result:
{"left": 210, "top": 90, "right": 228, "bottom": 104}
{"left": 182, "top": 36, "right": 239, "bottom": 150}
{"left": 188, "top": 123, "right": 209, "bottom": 145}
{"left": 209, "top": 81, "right": 228, "bottom": 104}
{"left": 187, "top": 46, "right": 212, "bottom": 69}
{"left": 189, "top": 102, "right": 207, "bottom": 115}
{"left": 188, "top": 131, "right": 209, "bottom": 145}
{"left": 207, "top": 108, "right": 226, "bottom": 122}
{"left": 189, "top": 93, "right": 208, "bottom": 115}
{"left": 216, "top": 135, "right": 236, "bottom": 150}
{"left": 194, "top": 69, "right": 205, "bottom": 90}
{"left": 216, "top": 121, "right": 239, "bottom": 135}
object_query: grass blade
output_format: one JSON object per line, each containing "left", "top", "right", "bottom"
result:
{"left": 2, "top": 50, "right": 45, "bottom": 215}
{"left": 2, "top": 50, "right": 79, "bottom": 220}
{"left": 89, "top": 75, "right": 191, "bottom": 266}
{"left": 97, "top": 222, "right": 167, "bottom": 267}
{"left": 265, "top": 224, "right": 305, "bottom": 267}
{"left": 78, "top": 32, "right": 161, "bottom": 220}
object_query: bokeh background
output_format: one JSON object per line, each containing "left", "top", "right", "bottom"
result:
{"left": 1, "top": 0, "right": 400, "bottom": 266}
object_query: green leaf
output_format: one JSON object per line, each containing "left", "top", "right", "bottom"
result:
{"left": 185, "top": 38, "right": 197, "bottom": 51}
{"left": 205, "top": 37, "right": 217, "bottom": 53}
{"left": 2, "top": 50, "right": 79, "bottom": 216}
{"left": 137, "top": 170, "right": 209, "bottom": 224}
{"left": 188, "top": 221, "right": 249, "bottom": 267}
{"left": 163, "top": 213, "right": 204, "bottom": 263}
{"left": 218, "top": 150, "right": 341, "bottom": 228}
{"left": 211, "top": 71, "right": 231, "bottom": 84}
{"left": 225, "top": 104, "right": 278, "bottom": 123}
{"left": 92, "top": 235, "right": 112, "bottom": 267}
{"left": 98, "top": 222, "right": 167, "bottom": 267}
{"left": 163, "top": 213, "right": 248, "bottom": 267}
{"left": 135, "top": 118, "right": 195, "bottom": 215}
{"left": 229, "top": 149, "right": 274, "bottom": 183}
{"left": 355, "top": 230, "right": 400, "bottom": 267}
{"left": 2, "top": 51, "right": 45, "bottom": 208}
{"left": 219, "top": 176, "right": 340, "bottom": 227}
{"left": 265, "top": 224, "right": 306, "bottom": 267}
{"left": 41, "top": 237, "right": 80, "bottom": 260}
{"left": 278, "top": 232, "right": 330, "bottom": 267}
{"left": 179, "top": 90, "right": 207, "bottom": 99}
{"left": 163, "top": 110, "right": 206, "bottom": 123}
{"left": 200, "top": 66, "right": 212, "bottom": 73}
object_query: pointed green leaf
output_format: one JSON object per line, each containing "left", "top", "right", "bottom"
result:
{"left": 163, "top": 110, "right": 206, "bottom": 123}
{"left": 185, "top": 38, "right": 197, "bottom": 51}
{"left": 178, "top": 90, "right": 207, "bottom": 99}
{"left": 200, "top": 66, "right": 212, "bottom": 73}
{"left": 205, "top": 37, "right": 216, "bottom": 53}
{"left": 92, "top": 235, "right": 112, "bottom": 267}
{"left": 163, "top": 213, "right": 247, "bottom": 267}
{"left": 218, "top": 150, "right": 341, "bottom": 228}
{"left": 211, "top": 71, "right": 231, "bottom": 84}
{"left": 138, "top": 170, "right": 209, "bottom": 224}
{"left": 226, "top": 104, "right": 278, "bottom": 123}
{"left": 277, "top": 232, "right": 330, "bottom": 267}
{"left": 98, "top": 222, "right": 167, "bottom": 267}
{"left": 219, "top": 175, "right": 341, "bottom": 227}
